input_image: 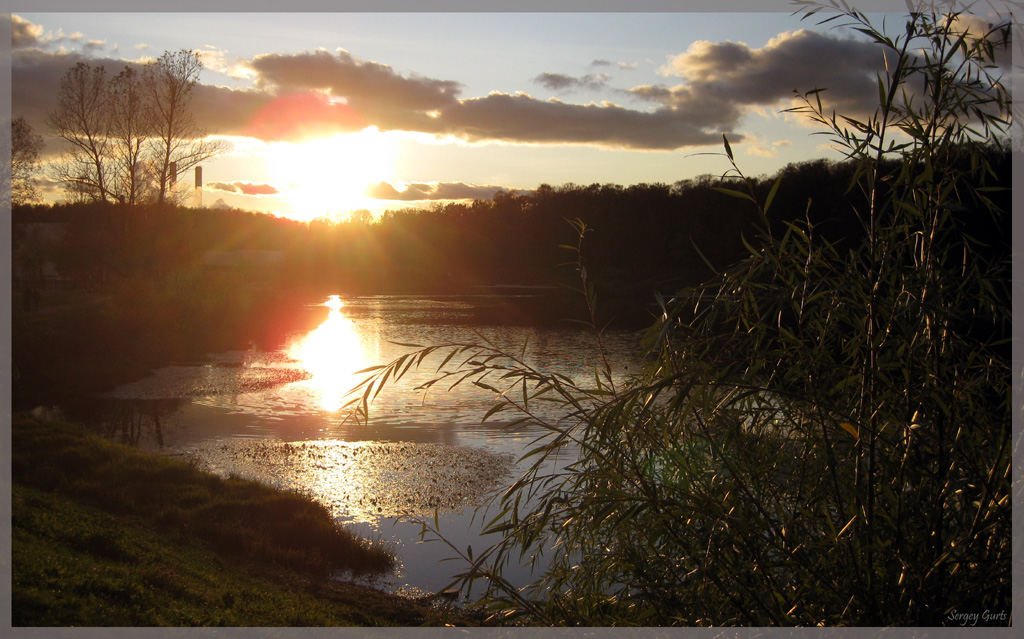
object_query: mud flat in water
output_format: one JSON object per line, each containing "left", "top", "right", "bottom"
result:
{"left": 105, "top": 351, "right": 311, "bottom": 400}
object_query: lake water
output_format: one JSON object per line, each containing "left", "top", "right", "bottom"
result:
{"left": 65, "top": 294, "right": 644, "bottom": 598}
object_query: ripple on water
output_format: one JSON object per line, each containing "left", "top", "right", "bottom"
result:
{"left": 184, "top": 438, "right": 517, "bottom": 525}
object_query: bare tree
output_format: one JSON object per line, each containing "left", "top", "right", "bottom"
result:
{"left": 142, "top": 50, "right": 225, "bottom": 205}
{"left": 46, "top": 62, "right": 112, "bottom": 202}
{"left": 11, "top": 116, "right": 44, "bottom": 205}
{"left": 44, "top": 51, "right": 226, "bottom": 206}
{"left": 107, "top": 66, "right": 153, "bottom": 206}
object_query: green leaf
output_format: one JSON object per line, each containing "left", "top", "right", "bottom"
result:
{"left": 389, "top": 341, "right": 424, "bottom": 348}
{"left": 482, "top": 402, "right": 507, "bottom": 422}
{"left": 473, "top": 380, "right": 499, "bottom": 394}
{"left": 352, "top": 365, "right": 385, "bottom": 375}
{"left": 764, "top": 176, "right": 782, "bottom": 213}
{"left": 712, "top": 187, "right": 755, "bottom": 203}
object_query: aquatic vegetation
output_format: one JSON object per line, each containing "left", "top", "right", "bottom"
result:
{"left": 185, "top": 438, "right": 516, "bottom": 522}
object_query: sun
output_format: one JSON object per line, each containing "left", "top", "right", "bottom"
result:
{"left": 267, "top": 128, "right": 396, "bottom": 221}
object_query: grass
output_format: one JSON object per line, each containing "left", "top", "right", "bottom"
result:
{"left": 11, "top": 413, "right": 484, "bottom": 626}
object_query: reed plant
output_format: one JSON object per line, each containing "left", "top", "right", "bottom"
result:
{"left": 348, "top": 1, "right": 1013, "bottom": 625}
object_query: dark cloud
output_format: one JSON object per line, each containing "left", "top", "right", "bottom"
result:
{"left": 533, "top": 72, "right": 610, "bottom": 93}
{"left": 11, "top": 47, "right": 270, "bottom": 143}
{"left": 12, "top": 15, "right": 44, "bottom": 49}
{"left": 242, "top": 49, "right": 732, "bottom": 148}
{"left": 12, "top": 49, "right": 93, "bottom": 137}
{"left": 951, "top": 14, "right": 1013, "bottom": 70}
{"left": 589, "top": 59, "right": 635, "bottom": 71}
{"left": 206, "top": 181, "right": 281, "bottom": 196}
{"left": 82, "top": 40, "right": 108, "bottom": 54}
{"left": 249, "top": 49, "right": 460, "bottom": 113}
{"left": 627, "top": 85, "right": 673, "bottom": 104}
{"left": 366, "top": 181, "right": 520, "bottom": 201}
{"left": 654, "top": 29, "right": 883, "bottom": 120}
{"left": 533, "top": 73, "right": 577, "bottom": 91}
{"left": 189, "top": 83, "right": 272, "bottom": 136}
{"left": 6, "top": 32, "right": 812, "bottom": 152}
{"left": 430, "top": 92, "right": 733, "bottom": 150}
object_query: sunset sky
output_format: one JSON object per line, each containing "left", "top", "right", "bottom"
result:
{"left": 12, "top": 2, "right": 1000, "bottom": 221}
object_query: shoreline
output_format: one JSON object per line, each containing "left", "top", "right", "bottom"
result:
{"left": 11, "top": 412, "right": 497, "bottom": 626}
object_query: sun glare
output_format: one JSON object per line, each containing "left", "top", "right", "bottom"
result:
{"left": 268, "top": 128, "right": 396, "bottom": 222}
{"left": 288, "top": 296, "right": 367, "bottom": 412}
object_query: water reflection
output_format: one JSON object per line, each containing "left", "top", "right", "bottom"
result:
{"left": 73, "top": 294, "right": 643, "bottom": 596}
{"left": 51, "top": 397, "right": 186, "bottom": 448}
{"left": 287, "top": 295, "right": 369, "bottom": 412}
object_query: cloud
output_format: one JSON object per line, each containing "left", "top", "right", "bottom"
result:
{"left": 948, "top": 13, "right": 1013, "bottom": 69}
{"left": 198, "top": 45, "right": 256, "bottom": 81}
{"left": 12, "top": 48, "right": 176, "bottom": 143}
{"left": 249, "top": 48, "right": 460, "bottom": 113}
{"left": 746, "top": 143, "right": 781, "bottom": 157}
{"left": 12, "top": 16, "right": 97, "bottom": 54}
{"left": 188, "top": 83, "right": 272, "bottom": 137}
{"left": 206, "top": 181, "right": 281, "bottom": 196}
{"left": 431, "top": 92, "right": 735, "bottom": 150}
{"left": 12, "top": 49, "right": 90, "bottom": 135}
{"left": 82, "top": 39, "right": 108, "bottom": 54}
{"left": 661, "top": 22, "right": 1009, "bottom": 124}
{"left": 744, "top": 137, "right": 793, "bottom": 158}
{"left": 590, "top": 59, "right": 636, "bottom": 70}
{"left": 12, "top": 15, "right": 44, "bottom": 49}
{"left": 655, "top": 30, "right": 884, "bottom": 120}
{"left": 366, "top": 181, "right": 520, "bottom": 201}
{"left": 240, "top": 49, "right": 735, "bottom": 149}
{"left": 18, "top": 18, "right": 1006, "bottom": 155}
{"left": 6, "top": 31, "right": 814, "bottom": 153}
{"left": 533, "top": 72, "right": 610, "bottom": 93}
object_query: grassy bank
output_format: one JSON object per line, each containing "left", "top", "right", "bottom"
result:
{"left": 12, "top": 414, "right": 484, "bottom": 626}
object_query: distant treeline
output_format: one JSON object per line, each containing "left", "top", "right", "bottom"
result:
{"left": 13, "top": 149, "right": 1011, "bottom": 302}
{"left": 11, "top": 149, "right": 1011, "bottom": 406}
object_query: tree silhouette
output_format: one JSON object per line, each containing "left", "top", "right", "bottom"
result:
{"left": 11, "top": 116, "right": 44, "bottom": 206}
{"left": 46, "top": 62, "right": 112, "bottom": 202}
{"left": 143, "top": 50, "right": 226, "bottom": 205}
{"left": 107, "top": 66, "right": 151, "bottom": 206}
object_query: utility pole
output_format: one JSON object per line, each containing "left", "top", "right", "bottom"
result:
{"left": 195, "top": 165, "right": 203, "bottom": 207}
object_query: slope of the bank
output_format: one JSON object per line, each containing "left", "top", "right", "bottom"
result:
{"left": 11, "top": 413, "right": 485, "bottom": 626}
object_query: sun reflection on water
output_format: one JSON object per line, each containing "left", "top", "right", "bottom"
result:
{"left": 288, "top": 295, "right": 368, "bottom": 412}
